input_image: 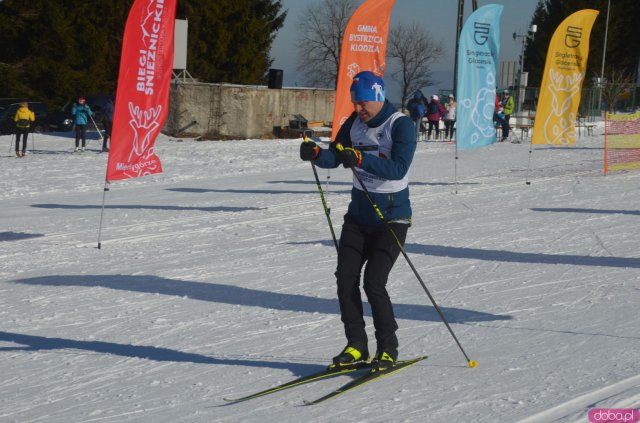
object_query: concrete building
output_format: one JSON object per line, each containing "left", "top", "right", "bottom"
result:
{"left": 166, "top": 81, "right": 336, "bottom": 139}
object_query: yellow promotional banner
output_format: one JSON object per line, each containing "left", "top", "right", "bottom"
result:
{"left": 331, "top": 0, "right": 395, "bottom": 141}
{"left": 532, "top": 9, "right": 599, "bottom": 146}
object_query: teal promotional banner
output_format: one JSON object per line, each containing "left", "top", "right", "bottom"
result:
{"left": 456, "top": 4, "right": 503, "bottom": 150}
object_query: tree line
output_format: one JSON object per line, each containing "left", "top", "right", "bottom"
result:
{"left": 0, "top": 0, "right": 285, "bottom": 109}
{"left": 524, "top": 0, "right": 639, "bottom": 88}
{"left": 0, "top": 0, "right": 637, "bottom": 112}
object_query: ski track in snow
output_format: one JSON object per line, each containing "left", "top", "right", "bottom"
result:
{"left": 0, "top": 129, "right": 639, "bottom": 422}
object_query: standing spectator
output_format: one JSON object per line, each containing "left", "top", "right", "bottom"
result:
{"left": 406, "top": 90, "right": 426, "bottom": 138}
{"left": 495, "top": 107, "right": 506, "bottom": 132}
{"left": 500, "top": 90, "right": 514, "bottom": 141}
{"left": 443, "top": 94, "right": 456, "bottom": 141}
{"left": 101, "top": 98, "right": 114, "bottom": 152}
{"left": 493, "top": 89, "right": 501, "bottom": 127}
{"left": 426, "top": 95, "right": 446, "bottom": 140}
{"left": 13, "top": 102, "right": 35, "bottom": 157}
{"left": 298, "top": 71, "right": 417, "bottom": 369}
{"left": 71, "top": 97, "right": 93, "bottom": 152}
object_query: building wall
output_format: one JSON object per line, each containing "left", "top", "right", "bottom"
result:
{"left": 166, "top": 82, "right": 336, "bottom": 139}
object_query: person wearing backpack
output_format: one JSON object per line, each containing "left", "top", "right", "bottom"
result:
{"left": 406, "top": 90, "right": 426, "bottom": 138}
{"left": 71, "top": 97, "right": 94, "bottom": 152}
{"left": 13, "top": 102, "right": 35, "bottom": 157}
{"left": 426, "top": 95, "right": 446, "bottom": 140}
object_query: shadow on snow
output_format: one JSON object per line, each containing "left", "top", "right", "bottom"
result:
{"left": 9, "top": 274, "right": 507, "bottom": 374}
{"left": 13, "top": 274, "right": 508, "bottom": 325}
{"left": 0, "top": 231, "right": 45, "bottom": 242}
{"left": 31, "top": 204, "right": 263, "bottom": 212}
{"left": 531, "top": 207, "right": 640, "bottom": 216}
{"left": 0, "top": 331, "right": 324, "bottom": 376}
{"left": 407, "top": 243, "right": 640, "bottom": 268}
{"left": 166, "top": 187, "right": 351, "bottom": 195}
{"left": 266, "top": 180, "right": 475, "bottom": 187}
{"left": 166, "top": 180, "right": 479, "bottom": 195}
{"left": 289, "top": 240, "right": 640, "bottom": 268}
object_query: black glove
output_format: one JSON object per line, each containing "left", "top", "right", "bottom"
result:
{"left": 300, "top": 140, "right": 320, "bottom": 161}
{"left": 337, "top": 146, "right": 362, "bottom": 168}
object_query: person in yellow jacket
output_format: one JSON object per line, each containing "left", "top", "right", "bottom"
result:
{"left": 500, "top": 90, "right": 515, "bottom": 141}
{"left": 13, "top": 102, "right": 35, "bottom": 157}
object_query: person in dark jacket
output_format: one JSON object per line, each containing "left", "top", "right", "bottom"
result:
{"left": 406, "top": 90, "right": 426, "bottom": 138}
{"left": 101, "top": 98, "right": 114, "bottom": 152}
{"left": 71, "top": 97, "right": 93, "bottom": 152}
{"left": 299, "top": 71, "right": 417, "bottom": 370}
{"left": 426, "top": 95, "right": 446, "bottom": 140}
{"left": 13, "top": 102, "right": 35, "bottom": 157}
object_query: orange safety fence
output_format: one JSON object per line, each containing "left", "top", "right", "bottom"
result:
{"left": 604, "top": 112, "right": 640, "bottom": 174}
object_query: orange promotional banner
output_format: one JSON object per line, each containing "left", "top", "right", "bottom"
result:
{"left": 532, "top": 9, "right": 598, "bottom": 146}
{"left": 106, "top": 0, "right": 177, "bottom": 181}
{"left": 331, "top": 0, "right": 396, "bottom": 141}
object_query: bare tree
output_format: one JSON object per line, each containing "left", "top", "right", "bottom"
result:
{"left": 600, "top": 69, "right": 634, "bottom": 113}
{"left": 388, "top": 22, "right": 444, "bottom": 109}
{"left": 294, "top": 0, "right": 358, "bottom": 88}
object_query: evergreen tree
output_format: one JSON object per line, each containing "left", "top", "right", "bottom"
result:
{"left": 177, "top": 0, "right": 285, "bottom": 84}
{"left": 0, "top": 0, "right": 285, "bottom": 108}
{"left": 525, "top": 0, "right": 640, "bottom": 88}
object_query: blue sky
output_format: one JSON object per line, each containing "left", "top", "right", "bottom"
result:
{"left": 270, "top": 0, "right": 541, "bottom": 102}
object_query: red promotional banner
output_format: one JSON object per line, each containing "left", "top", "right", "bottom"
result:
{"left": 331, "top": 0, "right": 395, "bottom": 141}
{"left": 106, "top": 0, "right": 177, "bottom": 181}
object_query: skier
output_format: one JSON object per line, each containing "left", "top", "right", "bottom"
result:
{"left": 71, "top": 97, "right": 94, "bottom": 152}
{"left": 299, "top": 71, "right": 417, "bottom": 370}
{"left": 13, "top": 102, "right": 35, "bottom": 157}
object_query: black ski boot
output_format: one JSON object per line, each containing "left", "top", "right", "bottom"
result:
{"left": 371, "top": 350, "right": 397, "bottom": 370}
{"left": 331, "top": 345, "right": 369, "bottom": 367}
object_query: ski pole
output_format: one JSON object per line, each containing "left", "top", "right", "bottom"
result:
{"left": 89, "top": 113, "right": 104, "bottom": 147}
{"left": 335, "top": 143, "right": 478, "bottom": 368}
{"left": 30, "top": 130, "right": 36, "bottom": 154}
{"left": 303, "top": 133, "right": 338, "bottom": 253}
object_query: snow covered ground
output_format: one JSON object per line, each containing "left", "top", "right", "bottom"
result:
{"left": 1, "top": 126, "right": 638, "bottom": 422}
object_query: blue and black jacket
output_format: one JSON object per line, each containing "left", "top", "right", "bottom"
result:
{"left": 314, "top": 100, "right": 417, "bottom": 226}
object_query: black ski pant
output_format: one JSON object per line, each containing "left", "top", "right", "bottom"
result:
{"left": 15, "top": 128, "right": 29, "bottom": 152}
{"left": 335, "top": 215, "right": 408, "bottom": 358}
{"left": 502, "top": 115, "right": 511, "bottom": 139}
{"left": 75, "top": 124, "right": 87, "bottom": 147}
{"left": 102, "top": 119, "right": 112, "bottom": 150}
{"left": 427, "top": 120, "right": 440, "bottom": 140}
{"left": 444, "top": 120, "right": 455, "bottom": 140}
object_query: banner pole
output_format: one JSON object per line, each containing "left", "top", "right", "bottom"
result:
{"left": 525, "top": 138, "right": 534, "bottom": 185}
{"left": 97, "top": 180, "right": 110, "bottom": 249}
{"left": 454, "top": 137, "right": 459, "bottom": 194}
{"left": 604, "top": 112, "right": 608, "bottom": 175}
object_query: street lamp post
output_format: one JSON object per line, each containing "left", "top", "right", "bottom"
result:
{"left": 598, "top": 0, "right": 611, "bottom": 116}
{"left": 513, "top": 25, "right": 537, "bottom": 112}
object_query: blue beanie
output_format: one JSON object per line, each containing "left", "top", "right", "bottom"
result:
{"left": 350, "top": 71, "right": 385, "bottom": 102}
